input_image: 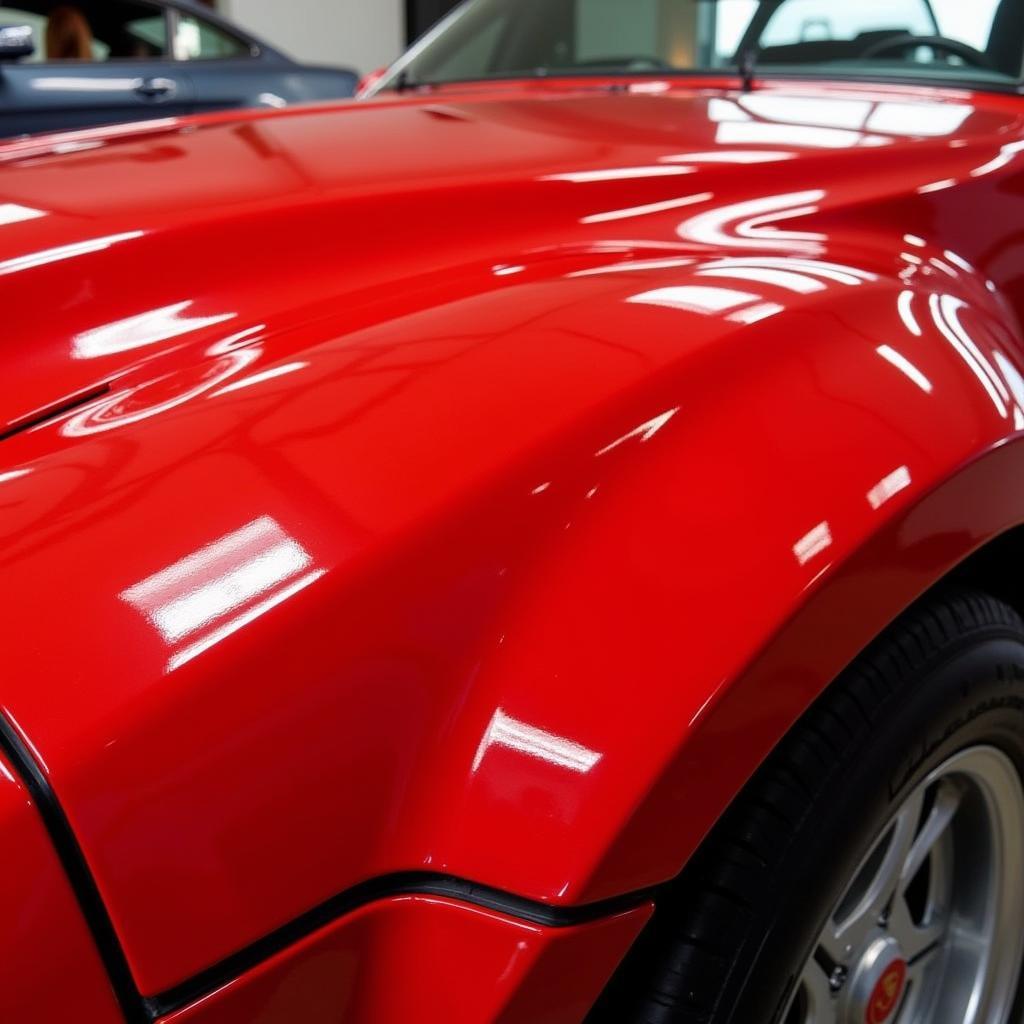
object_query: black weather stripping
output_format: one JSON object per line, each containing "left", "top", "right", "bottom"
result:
{"left": 0, "top": 712, "right": 150, "bottom": 1024}
{"left": 0, "top": 708, "right": 654, "bottom": 1023}
{"left": 0, "top": 383, "right": 111, "bottom": 443}
{"left": 147, "top": 873, "right": 656, "bottom": 1019}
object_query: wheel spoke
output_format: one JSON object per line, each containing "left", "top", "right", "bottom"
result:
{"left": 888, "top": 892, "right": 945, "bottom": 962}
{"left": 800, "top": 959, "right": 840, "bottom": 1024}
{"left": 785, "top": 745, "right": 1024, "bottom": 1024}
{"left": 824, "top": 789, "right": 926, "bottom": 959}
{"left": 899, "top": 779, "right": 964, "bottom": 891}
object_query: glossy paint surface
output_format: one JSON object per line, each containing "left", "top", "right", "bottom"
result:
{"left": 2, "top": 76, "right": 1024, "bottom": 1007}
{"left": 163, "top": 898, "right": 650, "bottom": 1024}
{"left": 0, "top": 751, "right": 122, "bottom": 1022}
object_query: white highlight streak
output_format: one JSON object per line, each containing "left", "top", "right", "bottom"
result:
{"left": 877, "top": 345, "right": 933, "bottom": 394}
{"left": 867, "top": 466, "right": 912, "bottom": 511}
{"left": 473, "top": 709, "right": 602, "bottom": 774}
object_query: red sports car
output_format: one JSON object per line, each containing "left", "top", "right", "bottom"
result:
{"left": 3, "top": 1, "right": 1024, "bottom": 1022}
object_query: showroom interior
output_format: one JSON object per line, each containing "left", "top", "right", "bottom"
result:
{"left": 211, "top": 0, "right": 459, "bottom": 76}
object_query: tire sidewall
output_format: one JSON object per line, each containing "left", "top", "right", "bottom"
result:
{"left": 729, "top": 635, "right": 1024, "bottom": 1023}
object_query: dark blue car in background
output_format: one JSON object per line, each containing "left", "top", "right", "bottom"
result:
{"left": 0, "top": 0, "right": 358, "bottom": 138}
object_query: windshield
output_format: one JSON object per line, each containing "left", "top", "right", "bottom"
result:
{"left": 383, "top": 0, "right": 1023, "bottom": 91}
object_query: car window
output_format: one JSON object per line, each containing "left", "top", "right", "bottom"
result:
{"left": 760, "top": 0, "right": 935, "bottom": 48}
{"left": 576, "top": 0, "right": 660, "bottom": 64}
{"left": 392, "top": 0, "right": 1024, "bottom": 90}
{"left": 930, "top": 0, "right": 1002, "bottom": 53}
{"left": 0, "top": 2, "right": 169, "bottom": 62}
{"left": 173, "top": 14, "right": 250, "bottom": 60}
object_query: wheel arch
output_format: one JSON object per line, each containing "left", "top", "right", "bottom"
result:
{"left": 419, "top": 264, "right": 1024, "bottom": 913}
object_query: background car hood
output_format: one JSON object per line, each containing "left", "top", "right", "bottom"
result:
{"left": 1, "top": 80, "right": 1023, "bottom": 995}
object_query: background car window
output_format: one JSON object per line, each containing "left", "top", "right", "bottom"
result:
{"left": 173, "top": 15, "right": 250, "bottom": 60}
{"left": 0, "top": 2, "right": 170, "bottom": 61}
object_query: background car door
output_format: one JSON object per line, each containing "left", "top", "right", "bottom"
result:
{"left": 0, "top": 1, "right": 193, "bottom": 138}
{"left": 171, "top": 7, "right": 356, "bottom": 114}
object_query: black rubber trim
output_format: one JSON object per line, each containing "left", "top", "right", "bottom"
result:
{"left": 147, "top": 873, "right": 656, "bottom": 1018}
{"left": 0, "top": 384, "right": 111, "bottom": 443}
{"left": 0, "top": 706, "right": 654, "bottom": 1022}
{"left": 0, "top": 712, "right": 150, "bottom": 1024}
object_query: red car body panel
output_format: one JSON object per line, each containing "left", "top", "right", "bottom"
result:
{"left": 162, "top": 900, "right": 650, "bottom": 1024}
{"left": 2, "top": 75, "right": 1024, "bottom": 1017}
{"left": 0, "top": 752, "right": 123, "bottom": 1022}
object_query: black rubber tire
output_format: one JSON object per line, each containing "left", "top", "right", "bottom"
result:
{"left": 590, "top": 589, "right": 1024, "bottom": 1024}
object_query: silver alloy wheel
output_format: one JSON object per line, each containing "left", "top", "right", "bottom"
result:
{"left": 783, "top": 745, "right": 1024, "bottom": 1024}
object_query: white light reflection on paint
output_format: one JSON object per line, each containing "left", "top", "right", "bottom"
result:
{"left": 918, "top": 179, "right": 957, "bottom": 195}
{"left": 700, "top": 257, "right": 874, "bottom": 287}
{"left": 543, "top": 166, "right": 695, "bottom": 183}
{"left": 708, "top": 97, "right": 750, "bottom": 122}
{"left": 207, "top": 324, "right": 266, "bottom": 355}
{"left": 930, "top": 258, "right": 958, "bottom": 279}
{"left": 994, "top": 352, "right": 1024, "bottom": 430}
{"left": 928, "top": 293, "right": 1008, "bottom": 417}
{"left": 0, "top": 230, "right": 142, "bottom": 277}
{"left": 969, "top": 140, "right": 1024, "bottom": 179}
{"left": 210, "top": 361, "right": 309, "bottom": 398}
{"left": 627, "top": 285, "right": 757, "bottom": 314}
{"left": 728, "top": 301, "right": 785, "bottom": 325}
{"left": 596, "top": 407, "right": 679, "bottom": 456}
{"left": 867, "top": 466, "right": 912, "bottom": 511}
{"left": 567, "top": 257, "right": 695, "bottom": 278}
{"left": 877, "top": 345, "right": 933, "bottom": 394}
{"left": 63, "top": 349, "right": 260, "bottom": 437}
{"left": 942, "top": 250, "right": 975, "bottom": 274}
{"left": 73, "top": 301, "right": 237, "bottom": 359}
{"left": 472, "top": 709, "right": 601, "bottom": 774}
{"left": 0, "top": 468, "right": 31, "bottom": 484}
{"left": 661, "top": 151, "right": 794, "bottom": 164}
{"left": 865, "top": 102, "right": 971, "bottom": 137}
{"left": 122, "top": 515, "right": 325, "bottom": 671}
{"left": 0, "top": 204, "right": 46, "bottom": 226}
{"left": 697, "top": 265, "right": 826, "bottom": 295}
{"left": 897, "top": 291, "right": 923, "bottom": 337}
{"left": 715, "top": 121, "right": 869, "bottom": 149}
{"left": 793, "top": 522, "right": 832, "bottom": 566}
{"left": 582, "top": 191, "right": 712, "bottom": 225}
{"left": 677, "top": 191, "right": 826, "bottom": 252}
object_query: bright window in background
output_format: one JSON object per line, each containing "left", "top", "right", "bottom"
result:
{"left": 713, "top": 0, "right": 758, "bottom": 64}
{"left": 174, "top": 15, "right": 249, "bottom": 59}
{"left": 761, "top": 0, "right": 935, "bottom": 47}
{"left": 931, "top": 0, "right": 1001, "bottom": 52}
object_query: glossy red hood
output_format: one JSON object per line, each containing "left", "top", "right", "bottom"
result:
{"left": 2, "top": 80, "right": 1024, "bottom": 997}
{"left": 0, "top": 80, "right": 1019, "bottom": 438}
